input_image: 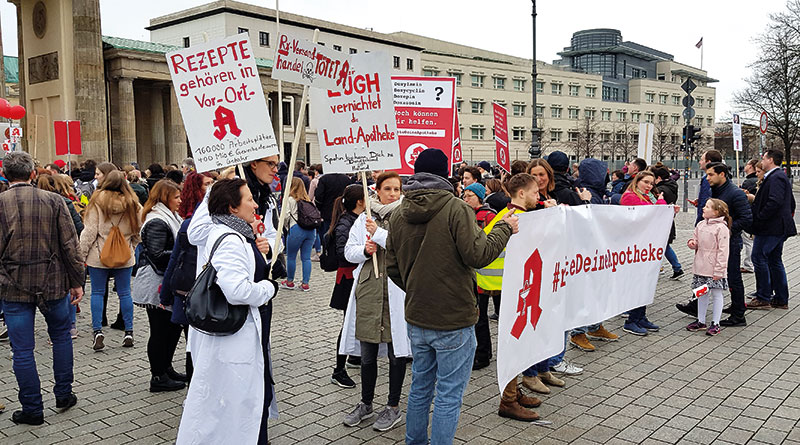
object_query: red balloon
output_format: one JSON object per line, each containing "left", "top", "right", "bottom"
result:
{"left": 8, "top": 105, "right": 26, "bottom": 120}
{"left": 0, "top": 99, "right": 10, "bottom": 118}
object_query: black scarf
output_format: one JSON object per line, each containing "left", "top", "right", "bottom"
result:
{"left": 212, "top": 214, "right": 256, "bottom": 241}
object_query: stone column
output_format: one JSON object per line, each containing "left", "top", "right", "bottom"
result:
{"left": 167, "top": 88, "right": 188, "bottom": 164}
{"left": 72, "top": 0, "right": 109, "bottom": 161}
{"left": 117, "top": 77, "right": 137, "bottom": 165}
{"left": 291, "top": 94, "right": 307, "bottom": 163}
{"left": 151, "top": 89, "right": 166, "bottom": 164}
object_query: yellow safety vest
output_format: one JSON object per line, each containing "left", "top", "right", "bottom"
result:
{"left": 475, "top": 206, "right": 524, "bottom": 291}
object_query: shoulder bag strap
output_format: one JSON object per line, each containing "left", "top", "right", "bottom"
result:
{"left": 204, "top": 232, "right": 242, "bottom": 267}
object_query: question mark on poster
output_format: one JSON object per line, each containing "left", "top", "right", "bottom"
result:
{"left": 434, "top": 86, "right": 443, "bottom": 101}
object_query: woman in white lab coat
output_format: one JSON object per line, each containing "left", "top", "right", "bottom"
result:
{"left": 177, "top": 178, "right": 277, "bottom": 445}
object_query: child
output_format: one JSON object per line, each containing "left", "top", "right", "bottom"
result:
{"left": 686, "top": 198, "right": 731, "bottom": 336}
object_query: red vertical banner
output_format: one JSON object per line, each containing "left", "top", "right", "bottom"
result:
{"left": 54, "top": 121, "right": 68, "bottom": 156}
{"left": 391, "top": 76, "right": 456, "bottom": 176}
{"left": 452, "top": 112, "right": 463, "bottom": 164}
{"left": 67, "top": 121, "right": 82, "bottom": 155}
{"left": 493, "top": 103, "right": 510, "bottom": 173}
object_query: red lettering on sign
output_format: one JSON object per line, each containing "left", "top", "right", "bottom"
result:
{"left": 511, "top": 249, "right": 543, "bottom": 339}
{"left": 212, "top": 106, "right": 242, "bottom": 140}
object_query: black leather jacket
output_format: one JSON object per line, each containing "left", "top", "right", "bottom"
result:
{"left": 141, "top": 219, "right": 175, "bottom": 275}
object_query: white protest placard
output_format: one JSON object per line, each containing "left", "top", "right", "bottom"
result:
{"left": 272, "top": 33, "right": 350, "bottom": 92}
{"left": 637, "top": 122, "right": 654, "bottom": 165}
{"left": 496, "top": 205, "right": 673, "bottom": 392}
{"left": 309, "top": 52, "right": 400, "bottom": 173}
{"left": 732, "top": 114, "right": 743, "bottom": 152}
{"left": 166, "top": 34, "right": 278, "bottom": 172}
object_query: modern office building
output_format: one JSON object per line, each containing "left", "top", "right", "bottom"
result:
{"left": 394, "top": 28, "right": 717, "bottom": 166}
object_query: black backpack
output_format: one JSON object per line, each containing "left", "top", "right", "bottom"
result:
{"left": 319, "top": 231, "right": 339, "bottom": 272}
{"left": 169, "top": 231, "right": 199, "bottom": 297}
{"left": 295, "top": 200, "right": 323, "bottom": 230}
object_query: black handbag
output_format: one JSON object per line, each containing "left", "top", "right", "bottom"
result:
{"left": 185, "top": 232, "right": 249, "bottom": 336}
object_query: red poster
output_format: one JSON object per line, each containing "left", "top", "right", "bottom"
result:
{"left": 493, "top": 103, "right": 510, "bottom": 173}
{"left": 452, "top": 112, "right": 463, "bottom": 164}
{"left": 54, "top": 120, "right": 82, "bottom": 156}
{"left": 391, "top": 76, "right": 456, "bottom": 176}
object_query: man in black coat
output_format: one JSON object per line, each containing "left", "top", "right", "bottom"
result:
{"left": 654, "top": 167, "right": 683, "bottom": 278}
{"left": 746, "top": 150, "right": 797, "bottom": 310}
{"left": 545, "top": 151, "right": 591, "bottom": 205}
{"left": 740, "top": 159, "right": 759, "bottom": 273}
{"left": 703, "top": 163, "right": 753, "bottom": 326}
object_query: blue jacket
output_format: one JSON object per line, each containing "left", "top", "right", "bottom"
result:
{"left": 710, "top": 178, "right": 752, "bottom": 238}
{"left": 159, "top": 218, "right": 193, "bottom": 326}
{"left": 696, "top": 176, "right": 712, "bottom": 225}
{"left": 576, "top": 158, "right": 609, "bottom": 204}
{"left": 751, "top": 168, "right": 797, "bottom": 238}
{"left": 610, "top": 174, "right": 632, "bottom": 204}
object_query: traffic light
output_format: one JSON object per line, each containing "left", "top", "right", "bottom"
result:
{"left": 682, "top": 125, "right": 702, "bottom": 148}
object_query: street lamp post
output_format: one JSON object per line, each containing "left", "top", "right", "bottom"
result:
{"left": 528, "top": 0, "right": 541, "bottom": 159}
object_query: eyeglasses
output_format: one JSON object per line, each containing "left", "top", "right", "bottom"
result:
{"left": 257, "top": 159, "right": 279, "bottom": 170}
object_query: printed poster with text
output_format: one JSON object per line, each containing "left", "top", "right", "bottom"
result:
{"left": 166, "top": 34, "right": 278, "bottom": 172}
{"left": 391, "top": 76, "right": 456, "bottom": 175}
{"left": 493, "top": 103, "right": 510, "bottom": 173}
{"left": 309, "top": 52, "right": 400, "bottom": 173}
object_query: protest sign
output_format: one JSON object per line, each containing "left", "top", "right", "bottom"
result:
{"left": 272, "top": 33, "right": 350, "bottom": 92}
{"left": 637, "top": 122, "right": 654, "bottom": 166}
{"left": 54, "top": 121, "right": 82, "bottom": 156}
{"left": 732, "top": 114, "right": 742, "bottom": 152}
{"left": 452, "top": 112, "right": 463, "bottom": 164}
{"left": 166, "top": 34, "right": 278, "bottom": 173}
{"left": 391, "top": 76, "right": 456, "bottom": 175}
{"left": 493, "top": 103, "right": 510, "bottom": 173}
{"left": 496, "top": 204, "right": 673, "bottom": 392}
{"left": 310, "top": 52, "right": 400, "bottom": 173}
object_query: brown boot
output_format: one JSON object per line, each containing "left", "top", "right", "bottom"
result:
{"left": 569, "top": 333, "right": 596, "bottom": 351}
{"left": 521, "top": 375, "right": 550, "bottom": 394}
{"left": 540, "top": 371, "right": 565, "bottom": 387}
{"left": 587, "top": 325, "right": 619, "bottom": 342}
{"left": 498, "top": 400, "right": 540, "bottom": 421}
{"left": 517, "top": 387, "right": 542, "bottom": 408}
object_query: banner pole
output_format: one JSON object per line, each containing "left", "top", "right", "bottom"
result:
{"left": 273, "top": 30, "right": 318, "bottom": 267}
{"left": 276, "top": 0, "right": 284, "bottom": 161}
{"left": 361, "top": 171, "right": 379, "bottom": 276}
{"left": 735, "top": 150, "right": 740, "bottom": 186}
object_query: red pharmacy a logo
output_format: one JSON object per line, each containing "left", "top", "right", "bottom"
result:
{"left": 511, "top": 249, "right": 543, "bottom": 339}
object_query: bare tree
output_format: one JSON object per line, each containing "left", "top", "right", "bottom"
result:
{"left": 568, "top": 117, "right": 602, "bottom": 159}
{"left": 653, "top": 117, "right": 675, "bottom": 162}
{"left": 733, "top": 0, "right": 800, "bottom": 177}
{"left": 612, "top": 121, "right": 636, "bottom": 163}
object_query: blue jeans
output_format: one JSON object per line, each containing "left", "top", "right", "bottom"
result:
{"left": 664, "top": 245, "right": 682, "bottom": 272}
{"left": 286, "top": 224, "right": 316, "bottom": 284}
{"left": 523, "top": 331, "right": 567, "bottom": 377}
{"left": 627, "top": 305, "right": 647, "bottom": 324}
{"left": 88, "top": 266, "right": 133, "bottom": 332}
{"left": 571, "top": 324, "right": 601, "bottom": 336}
{"left": 406, "top": 324, "right": 476, "bottom": 445}
{"left": 4, "top": 296, "right": 74, "bottom": 415}
{"left": 752, "top": 235, "right": 789, "bottom": 305}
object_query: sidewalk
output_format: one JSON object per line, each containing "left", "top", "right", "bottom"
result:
{"left": 1, "top": 211, "right": 799, "bottom": 444}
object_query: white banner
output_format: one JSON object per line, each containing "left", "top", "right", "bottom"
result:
{"left": 167, "top": 34, "right": 278, "bottom": 172}
{"left": 637, "top": 122, "right": 654, "bottom": 165}
{"left": 497, "top": 205, "right": 673, "bottom": 392}
{"left": 272, "top": 33, "right": 351, "bottom": 92}
{"left": 732, "top": 114, "right": 743, "bottom": 152}
{"left": 310, "top": 52, "right": 400, "bottom": 173}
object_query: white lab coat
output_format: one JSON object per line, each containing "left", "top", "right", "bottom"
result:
{"left": 177, "top": 195, "right": 278, "bottom": 445}
{"left": 339, "top": 213, "right": 411, "bottom": 358}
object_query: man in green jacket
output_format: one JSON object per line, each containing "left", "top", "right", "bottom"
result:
{"left": 386, "top": 149, "right": 518, "bottom": 445}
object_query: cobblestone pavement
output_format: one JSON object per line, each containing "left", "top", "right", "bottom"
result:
{"left": 2, "top": 204, "right": 800, "bottom": 444}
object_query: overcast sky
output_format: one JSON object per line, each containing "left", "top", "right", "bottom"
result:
{"left": 0, "top": 0, "right": 790, "bottom": 123}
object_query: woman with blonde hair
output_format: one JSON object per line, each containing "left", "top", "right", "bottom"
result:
{"left": 132, "top": 179, "right": 186, "bottom": 392}
{"left": 280, "top": 177, "right": 318, "bottom": 291}
{"left": 79, "top": 170, "right": 142, "bottom": 351}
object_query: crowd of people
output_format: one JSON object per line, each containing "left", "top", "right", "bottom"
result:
{"left": 0, "top": 146, "right": 795, "bottom": 444}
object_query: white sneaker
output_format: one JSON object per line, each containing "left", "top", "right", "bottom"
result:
{"left": 551, "top": 359, "right": 583, "bottom": 376}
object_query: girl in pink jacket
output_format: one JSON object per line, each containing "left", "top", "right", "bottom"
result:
{"left": 686, "top": 198, "right": 731, "bottom": 336}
